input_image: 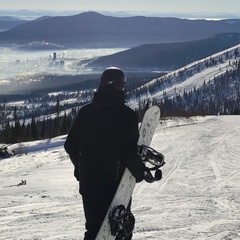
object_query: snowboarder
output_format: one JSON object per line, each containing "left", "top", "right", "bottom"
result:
{"left": 64, "top": 67, "right": 145, "bottom": 240}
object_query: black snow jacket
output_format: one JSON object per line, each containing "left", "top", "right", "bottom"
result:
{"left": 64, "top": 86, "right": 144, "bottom": 200}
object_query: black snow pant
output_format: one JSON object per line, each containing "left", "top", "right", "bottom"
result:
{"left": 82, "top": 196, "right": 132, "bottom": 240}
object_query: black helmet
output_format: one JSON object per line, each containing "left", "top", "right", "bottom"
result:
{"left": 99, "top": 67, "right": 127, "bottom": 91}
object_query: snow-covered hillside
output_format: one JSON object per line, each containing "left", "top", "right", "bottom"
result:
{"left": 1, "top": 116, "right": 240, "bottom": 239}
{"left": 130, "top": 44, "right": 240, "bottom": 105}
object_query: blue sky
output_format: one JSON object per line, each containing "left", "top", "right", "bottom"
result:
{"left": 2, "top": 0, "right": 240, "bottom": 14}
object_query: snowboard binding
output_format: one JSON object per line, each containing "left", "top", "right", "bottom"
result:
{"left": 138, "top": 145, "right": 165, "bottom": 183}
{"left": 108, "top": 205, "right": 135, "bottom": 239}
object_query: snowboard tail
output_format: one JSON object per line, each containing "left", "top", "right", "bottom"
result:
{"left": 96, "top": 106, "right": 161, "bottom": 240}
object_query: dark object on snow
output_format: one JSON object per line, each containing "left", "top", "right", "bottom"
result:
{"left": 17, "top": 180, "right": 27, "bottom": 186}
{"left": 0, "top": 146, "right": 14, "bottom": 159}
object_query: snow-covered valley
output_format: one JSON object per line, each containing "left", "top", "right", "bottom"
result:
{"left": 1, "top": 115, "right": 240, "bottom": 239}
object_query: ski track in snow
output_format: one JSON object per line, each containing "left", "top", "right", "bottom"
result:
{"left": 133, "top": 116, "right": 240, "bottom": 240}
{"left": 1, "top": 116, "right": 240, "bottom": 239}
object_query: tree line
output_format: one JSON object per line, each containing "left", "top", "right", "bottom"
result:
{"left": 1, "top": 55, "right": 240, "bottom": 144}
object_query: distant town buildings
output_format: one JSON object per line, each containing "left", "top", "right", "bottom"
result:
{"left": 48, "top": 52, "right": 65, "bottom": 67}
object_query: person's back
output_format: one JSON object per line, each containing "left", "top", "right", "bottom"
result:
{"left": 64, "top": 67, "right": 144, "bottom": 239}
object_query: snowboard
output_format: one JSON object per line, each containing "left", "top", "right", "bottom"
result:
{"left": 96, "top": 105, "right": 161, "bottom": 240}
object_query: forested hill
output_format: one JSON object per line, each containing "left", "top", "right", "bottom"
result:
{"left": 129, "top": 44, "right": 240, "bottom": 117}
{"left": 87, "top": 33, "right": 240, "bottom": 71}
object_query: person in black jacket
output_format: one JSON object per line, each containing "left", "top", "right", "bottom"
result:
{"left": 64, "top": 67, "right": 145, "bottom": 240}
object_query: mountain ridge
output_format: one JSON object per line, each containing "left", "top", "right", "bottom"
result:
{"left": 1, "top": 11, "right": 240, "bottom": 47}
{"left": 0, "top": 16, "right": 27, "bottom": 31}
{"left": 87, "top": 33, "right": 240, "bottom": 71}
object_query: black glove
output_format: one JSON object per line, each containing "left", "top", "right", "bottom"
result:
{"left": 136, "top": 175, "right": 144, "bottom": 183}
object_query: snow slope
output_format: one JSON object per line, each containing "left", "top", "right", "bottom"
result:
{"left": 130, "top": 44, "right": 240, "bottom": 105}
{"left": 1, "top": 116, "right": 240, "bottom": 239}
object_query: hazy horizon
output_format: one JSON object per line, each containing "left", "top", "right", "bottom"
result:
{"left": 0, "top": 9, "right": 239, "bottom": 21}
{"left": 1, "top": 0, "right": 240, "bottom": 16}
{"left": 0, "top": 0, "right": 240, "bottom": 18}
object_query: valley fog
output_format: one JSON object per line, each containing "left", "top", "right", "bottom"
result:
{"left": 0, "top": 47, "right": 166, "bottom": 95}
{"left": 0, "top": 47, "right": 127, "bottom": 81}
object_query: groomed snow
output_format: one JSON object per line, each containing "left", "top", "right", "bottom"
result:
{"left": 0, "top": 115, "right": 240, "bottom": 239}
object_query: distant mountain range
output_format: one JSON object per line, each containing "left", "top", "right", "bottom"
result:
{"left": 1, "top": 12, "right": 240, "bottom": 48}
{"left": 0, "top": 16, "right": 27, "bottom": 32}
{"left": 1, "top": 9, "right": 240, "bottom": 21}
{"left": 87, "top": 33, "right": 240, "bottom": 71}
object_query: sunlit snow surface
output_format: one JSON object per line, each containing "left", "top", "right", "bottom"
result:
{"left": 1, "top": 116, "right": 240, "bottom": 239}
